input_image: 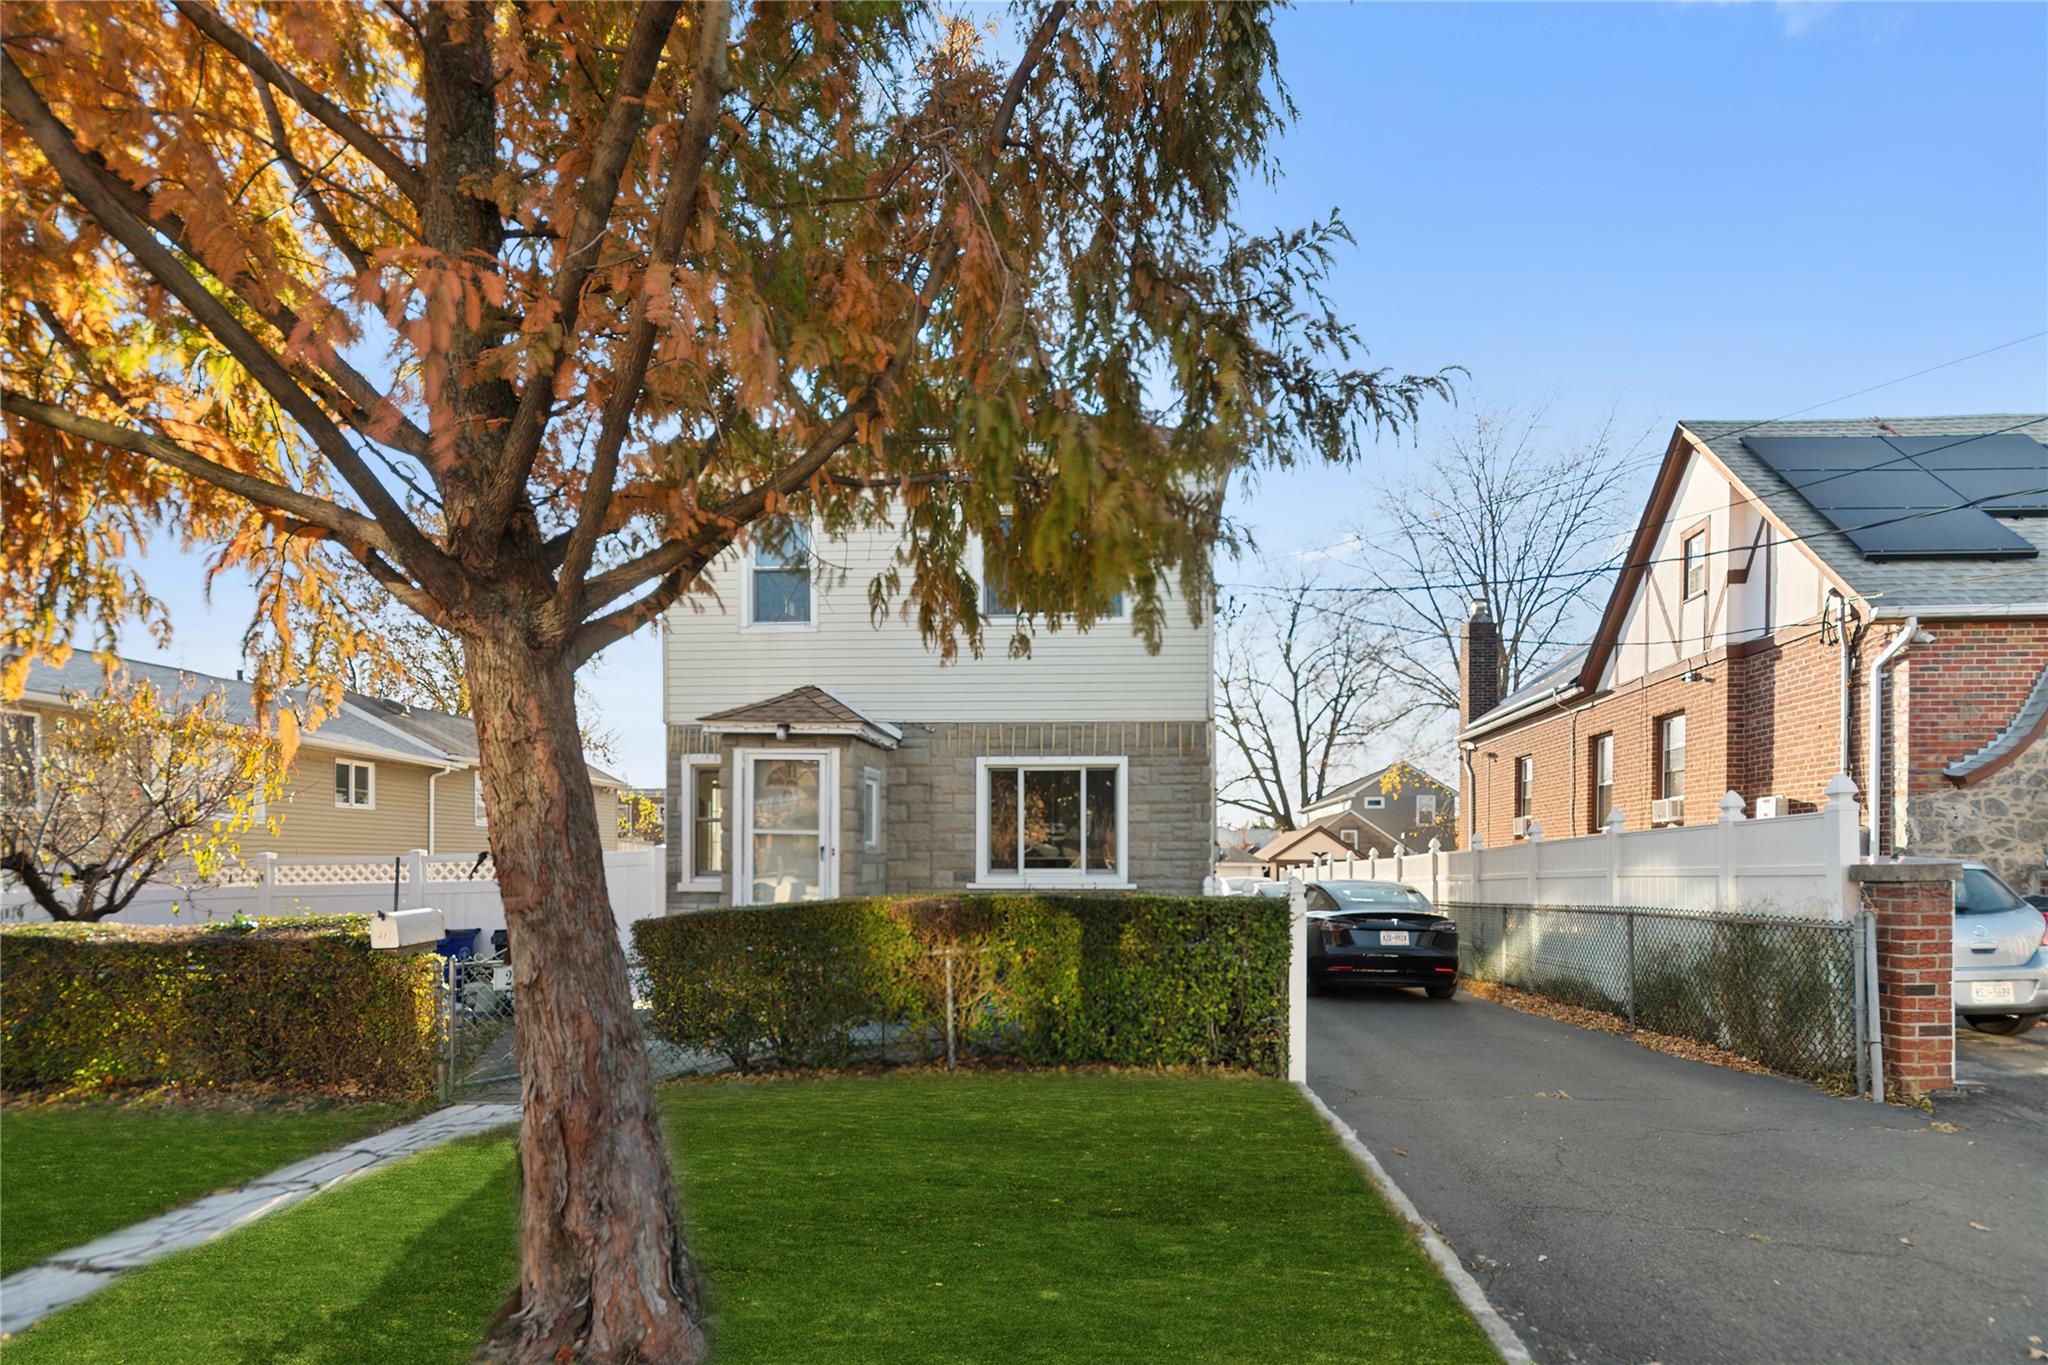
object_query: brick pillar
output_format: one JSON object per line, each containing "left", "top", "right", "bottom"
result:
{"left": 1848, "top": 862, "right": 1957, "bottom": 1099}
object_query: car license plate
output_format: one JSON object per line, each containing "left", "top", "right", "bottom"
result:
{"left": 1971, "top": 981, "right": 2016, "bottom": 1005}
{"left": 1380, "top": 930, "right": 1411, "bottom": 946}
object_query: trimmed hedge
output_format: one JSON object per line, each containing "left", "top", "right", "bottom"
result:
{"left": 1, "top": 917, "right": 442, "bottom": 1099}
{"left": 633, "top": 893, "right": 1290, "bottom": 1075}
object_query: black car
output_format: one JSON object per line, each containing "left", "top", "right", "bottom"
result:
{"left": 1305, "top": 880, "right": 1459, "bottom": 999}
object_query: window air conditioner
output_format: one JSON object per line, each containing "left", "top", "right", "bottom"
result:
{"left": 1512, "top": 815, "right": 1533, "bottom": 838}
{"left": 1754, "top": 795, "right": 1787, "bottom": 819}
{"left": 1650, "top": 797, "right": 1684, "bottom": 826}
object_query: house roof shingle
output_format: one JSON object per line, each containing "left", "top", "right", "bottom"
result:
{"left": 697, "top": 685, "right": 903, "bottom": 747}
{"left": 1682, "top": 413, "right": 2048, "bottom": 617}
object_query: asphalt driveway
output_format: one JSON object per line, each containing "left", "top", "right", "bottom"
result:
{"left": 1309, "top": 989, "right": 2047, "bottom": 1365}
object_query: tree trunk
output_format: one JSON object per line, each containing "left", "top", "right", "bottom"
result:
{"left": 464, "top": 631, "right": 706, "bottom": 1363}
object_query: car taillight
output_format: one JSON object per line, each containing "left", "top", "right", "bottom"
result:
{"left": 1434, "top": 921, "right": 1458, "bottom": 936}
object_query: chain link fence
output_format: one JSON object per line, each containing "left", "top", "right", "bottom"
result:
{"left": 443, "top": 957, "right": 518, "bottom": 1097}
{"left": 1445, "top": 901, "right": 1865, "bottom": 1089}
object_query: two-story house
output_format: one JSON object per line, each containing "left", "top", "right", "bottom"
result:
{"left": 662, "top": 517, "right": 1215, "bottom": 907}
{"left": 4, "top": 653, "right": 627, "bottom": 859}
{"left": 1458, "top": 414, "right": 2048, "bottom": 890}
{"left": 1297, "top": 760, "right": 1458, "bottom": 852}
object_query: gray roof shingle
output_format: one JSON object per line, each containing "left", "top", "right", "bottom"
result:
{"left": 1682, "top": 414, "right": 2048, "bottom": 616}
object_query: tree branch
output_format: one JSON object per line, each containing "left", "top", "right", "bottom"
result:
{"left": 171, "top": 0, "right": 428, "bottom": 204}
{"left": 483, "top": 0, "right": 687, "bottom": 532}
{"left": 550, "top": 0, "right": 731, "bottom": 638}
{"left": 2, "top": 51, "right": 452, "bottom": 590}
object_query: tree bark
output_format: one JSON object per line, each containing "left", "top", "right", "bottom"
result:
{"left": 464, "top": 630, "right": 706, "bottom": 1363}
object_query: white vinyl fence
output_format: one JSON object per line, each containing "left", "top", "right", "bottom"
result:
{"left": 1249, "top": 775, "right": 1866, "bottom": 920}
{"left": 0, "top": 845, "right": 670, "bottom": 952}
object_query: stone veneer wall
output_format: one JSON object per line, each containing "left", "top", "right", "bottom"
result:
{"left": 666, "top": 719, "right": 1213, "bottom": 910}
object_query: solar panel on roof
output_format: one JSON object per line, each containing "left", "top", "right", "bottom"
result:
{"left": 1740, "top": 434, "right": 2044, "bottom": 560}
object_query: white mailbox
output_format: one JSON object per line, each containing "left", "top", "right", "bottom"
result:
{"left": 369, "top": 907, "right": 444, "bottom": 951}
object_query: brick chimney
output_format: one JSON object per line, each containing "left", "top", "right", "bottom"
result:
{"left": 1460, "top": 599, "right": 1501, "bottom": 728}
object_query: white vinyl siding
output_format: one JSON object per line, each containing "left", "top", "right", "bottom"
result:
{"left": 665, "top": 520, "right": 1211, "bottom": 723}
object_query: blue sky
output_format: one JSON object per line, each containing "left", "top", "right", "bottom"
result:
{"left": 115, "top": 1, "right": 2048, "bottom": 785}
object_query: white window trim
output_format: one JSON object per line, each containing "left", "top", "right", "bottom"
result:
{"left": 1340, "top": 827, "right": 1358, "bottom": 848}
{"left": 861, "top": 765, "right": 883, "bottom": 852}
{"left": 336, "top": 759, "right": 376, "bottom": 810}
{"left": 1363, "top": 795, "right": 1386, "bottom": 809}
{"left": 969, "top": 755, "right": 1131, "bottom": 889}
{"left": 474, "top": 773, "right": 487, "bottom": 826}
{"left": 733, "top": 747, "right": 839, "bottom": 905}
{"left": 677, "top": 753, "right": 724, "bottom": 890}
{"left": 1415, "top": 793, "right": 1437, "bottom": 821}
{"left": 738, "top": 517, "right": 820, "bottom": 633}
{"left": 969, "top": 529, "right": 1132, "bottom": 626}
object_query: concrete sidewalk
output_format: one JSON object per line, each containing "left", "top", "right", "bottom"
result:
{"left": 0, "top": 1102, "right": 520, "bottom": 1337}
{"left": 1309, "top": 990, "right": 2046, "bottom": 1365}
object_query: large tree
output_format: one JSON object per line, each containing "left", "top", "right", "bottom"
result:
{"left": 1215, "top": 570, "right": 1423, "bottom": 829}
{"left": 0, "top": 3, "right": 1451, "bottom": 1358}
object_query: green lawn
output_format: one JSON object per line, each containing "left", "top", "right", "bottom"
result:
{"left": 0, "top": 1101, "right": 406, "bottom": 1275}
{"left": 4, "top": 1074, "right": 1496, "bottom": 1364}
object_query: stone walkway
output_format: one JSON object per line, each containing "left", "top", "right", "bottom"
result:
{"left": 0, "top": 1101, "right": 520, "bottom": 1337}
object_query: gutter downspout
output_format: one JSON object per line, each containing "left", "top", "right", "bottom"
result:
{"left": 1460, "top": 744, "right": 1477, "bottom": 848}
{"left": 425, "top": 764, "right": 459, "bottom": 854}
{"left": 1834, "top": 591, "right": 1852, "bottom": 777}
{"left": 1866, "top": 618, "right": 1923, "bottom": 859}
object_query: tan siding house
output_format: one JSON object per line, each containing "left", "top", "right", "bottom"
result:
{"left": 9, "top": 654, "right": 623, "bottom": 862}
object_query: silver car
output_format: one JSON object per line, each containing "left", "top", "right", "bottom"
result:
{"left": 1954, "top": 863, "right": 2048, "bottom": 1035}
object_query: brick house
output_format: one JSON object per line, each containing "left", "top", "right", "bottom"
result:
{"left": 1457, "top": 414, "right": 2048, "bottom": 891}
{"left": 662, "top": 515, "right": 1213, "bottom": 907}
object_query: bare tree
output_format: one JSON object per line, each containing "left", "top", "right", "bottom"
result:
{"left": 1, "top": 678, "right": 282, "bottom": 921}
{"left": 1216, "top": 572, "right": 1426, "bottom": 829}
{"left": 1364, "top": 405, "right": 1639, "bottom": 711}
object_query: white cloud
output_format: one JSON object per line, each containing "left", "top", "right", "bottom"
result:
{"left": 1775, "top": 2, "right": 1838, "bottom": 38}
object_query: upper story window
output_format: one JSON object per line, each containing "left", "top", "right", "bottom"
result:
{"left": 1590, "top": 733, "right": 1614, "bottom": 831}
{"left": 1, "top": 712, "right": 39, "bottom": 808}
{"left": 1657, "top": 714, "right": 1687, "bottom": 801}
{"left": 1415, "top": 792, "right": 1437, "bottom": 823}
{"left": 745, "top": 517, "right": 813, "bottom": 628}
{"left": 978, "top": 757, "right": 1125, "bottom": 884}
{"left": 1340, "top": 827, "right": 1358, "bottom": 848}
{"left": 1682, "top": 527, "right": 1708, "bottom": 600}
{"left": 1363, "top": 794, "right": 1386, "bottom": 809}
{"left": 978, "top": 517, "right": 1126, "bottom": 622}
{"left": 1514, "top": 756, "right": 1534, "bottom": 821}
{"left": 336, "top": 760, "right": 374, "bottom": 810}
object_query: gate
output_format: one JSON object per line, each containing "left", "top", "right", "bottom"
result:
{"left": 442, "top": 958, "right": 519, "bottom": 1097}
{"left": 1444, "top": 901, "right": 1877, "bottom": 1095}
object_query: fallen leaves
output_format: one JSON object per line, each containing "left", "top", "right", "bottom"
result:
{"left": 1460, "top": 980, "right": 1780, "bottom": 1079}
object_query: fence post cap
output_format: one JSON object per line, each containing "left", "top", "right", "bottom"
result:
{"left": 1393, "top": 841, "right": 1407, "bottom": 855}
{"left": 1718, "top": 790, "right": 1747, "bottom": 822}
{"left": 1427, "top": 836, "right": 1442, "bottom": 852}
{"left": 1526, "top": 819, "right": 1543, "bottom": 842}
{"left": 1605, "top": 809, "right": 1627, "bottom": 833}
{"left": 1823, "top": 772, "right": 1860, "bottom": 803}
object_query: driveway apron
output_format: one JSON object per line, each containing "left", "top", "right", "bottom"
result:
{"left": 1309, "top": 990, "right": 2047, "bottom": 1365}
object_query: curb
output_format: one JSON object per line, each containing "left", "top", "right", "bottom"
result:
{"left": 1297, "top": 1082, "right": 1535, "bottom": 1365}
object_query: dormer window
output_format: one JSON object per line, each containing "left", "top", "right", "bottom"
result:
{"left": 745, "top": 517, "right": 813, "bottom": 628}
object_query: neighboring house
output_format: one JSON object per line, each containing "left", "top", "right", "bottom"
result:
{"left": 4, "top": 653, "right": 626, "bottom": 860}
{"left": 1457, "top": 414, "right": 2048, "bottom": 889}
{"left": 1249, "top": 823, "right": 1361, "bottom": 878}
{"left": 1298, "top": 760, "right": 1458, "bottom": 850}
{"left": 662, "top": 516, "right": 1214, "bottom": 907}
{"left": 1213, "top": 824, "right": 1277, "bottom": 881}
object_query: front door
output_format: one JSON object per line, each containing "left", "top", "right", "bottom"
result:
{"left": 738, "top": 750, "right": 837, "bottom": 905}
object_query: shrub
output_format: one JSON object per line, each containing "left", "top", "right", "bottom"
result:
{"left": 1, "top": 917, "right": 442, "bottom": 1099}
{"left": 633, "top": 894, "right": 1289, "bottom": 1076}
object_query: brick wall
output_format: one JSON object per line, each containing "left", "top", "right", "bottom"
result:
{"left": 1850, "top": 863, "right": 1957, "bottom": 1098}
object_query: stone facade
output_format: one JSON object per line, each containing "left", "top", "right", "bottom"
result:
{"left": 666, "top": 719, "right": 1213, "bottom": 909}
